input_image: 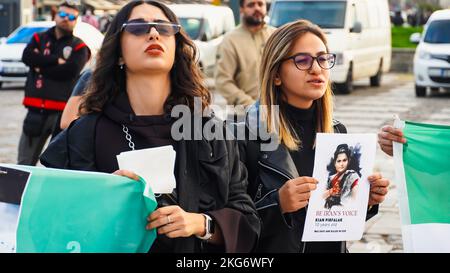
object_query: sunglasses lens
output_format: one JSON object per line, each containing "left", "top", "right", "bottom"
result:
{"left": 124, "top": 24, "right": 149, "bottom": 35}
{"left": 58, "top": 11, "right": 77, "bottom": 21}
{"left": 155, "top": 25, "right": 171, "bottom": 36}
{"left": 155, "top": 25, "right": 180, "bottom": 36}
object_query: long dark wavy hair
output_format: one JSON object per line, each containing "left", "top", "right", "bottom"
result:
{"left": 79, "top": 0, "right": 211, "bottom": 115}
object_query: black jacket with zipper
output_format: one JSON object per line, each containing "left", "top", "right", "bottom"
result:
{"left": 22, "top": 27, "right": 90, "bottom": 111}
{"left": 235, "top": 102, "right": 379, "bottom": 253}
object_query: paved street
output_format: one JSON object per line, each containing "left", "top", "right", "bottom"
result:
{"left": 1, "top": 73, "right": 449, "bottom": 252}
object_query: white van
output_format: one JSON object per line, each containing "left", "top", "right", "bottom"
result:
{"left": 168, "top": 4, "right": 235, "bottom": 75}
{"left": 269, "top": 0, "right": 392, "bottom": 93}
{"left": 410, "top": 9, "right": 450, "bottom": 97}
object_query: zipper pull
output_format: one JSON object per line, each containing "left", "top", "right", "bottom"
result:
{"left": 256, "top": 184, "right": 262, "bottom": 199}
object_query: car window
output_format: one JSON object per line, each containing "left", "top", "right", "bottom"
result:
{"left": 424, "top": 20, "right": 450, "bottom": 44}
{"left": 270, "top": 1, "right": 346, "bottom": 28}
{"left": 7, "top": 27, "right": 49, "bottom": 44}
{"left": 179, "top": 18, "right": 202, "bottom": 40}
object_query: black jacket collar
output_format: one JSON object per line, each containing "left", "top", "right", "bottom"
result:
{"left": 245, "top": 101, "right": 299, "bottom": 180}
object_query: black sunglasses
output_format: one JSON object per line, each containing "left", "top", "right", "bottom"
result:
{"left": 121, "top": 21, "right": 181, "bottom": 37}
{"left": 283, "top": 53, "right": 337, "bottom": 70}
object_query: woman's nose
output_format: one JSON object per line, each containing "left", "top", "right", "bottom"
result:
{"left": 309, "top": 59, "right": 322, "bottom": 74}
{"left": 148, "top": 26, "right": 160, "bottom": 40}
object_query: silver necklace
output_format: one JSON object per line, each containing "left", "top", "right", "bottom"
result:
{"left": 122, "top": 124, "right": 164, "bottom": 198}
{"left": 122, "top": 125, "right": 135, "bottom": 151}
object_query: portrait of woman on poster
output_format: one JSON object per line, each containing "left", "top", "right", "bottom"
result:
{"left": 323, "top": 144, "right": 361, "bottom": 209}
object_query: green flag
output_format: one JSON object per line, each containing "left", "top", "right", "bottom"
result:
{"left": 9, "top": 165, "right": 157, "bottom": 253}
{"left": 394, "top": 120, "right": 450, "bottom": 253}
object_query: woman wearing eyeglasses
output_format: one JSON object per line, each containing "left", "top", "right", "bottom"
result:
{"left": 40, "top": 0, "right": 260, "bottom": 253}
{"left": 236, "top": 20, "right": 390, "bottom": 252}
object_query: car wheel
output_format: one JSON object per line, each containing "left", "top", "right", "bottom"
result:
{"left": 335, "top": 64, "right": 353, "bottom": 94}
{"left": 0, "top": 82, "right": 2, "bottom": 89}
{"left": 415, "top": 85, "right": 426, "bottom": 97}
{"left": 370, "top": 61, "right": 382, "bottom": 87}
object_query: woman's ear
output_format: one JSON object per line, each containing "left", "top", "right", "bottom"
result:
{"left": 274, "top": 74, "right": 282, "bottom": 86}
{"left": 118, "top": 57, "right": 125, "bottom": 66}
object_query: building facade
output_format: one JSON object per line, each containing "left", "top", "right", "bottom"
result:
{"left": 0, "top": 0, "right": 32, "bottom": 37}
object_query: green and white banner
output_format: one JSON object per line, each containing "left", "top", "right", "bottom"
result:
{"left": 394, "top": 119, "right": 450, "bottom": 253}
{"left": 0, "top": 164, "right": 157, "bottom": 253}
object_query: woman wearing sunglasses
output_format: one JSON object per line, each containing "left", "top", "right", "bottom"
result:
{"left": 41, "top": 0, "right": 260, "bottom": 253}
{"left": 236, "top": 20, "right": 390, "bottom": 252}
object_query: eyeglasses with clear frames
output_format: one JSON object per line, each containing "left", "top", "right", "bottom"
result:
{"left": 282, "top": 53, "right": 337, "bottom": 71}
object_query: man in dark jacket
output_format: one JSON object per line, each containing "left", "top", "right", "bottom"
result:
{"left": 18, "top": 0, "right": 89, "bottom": 166}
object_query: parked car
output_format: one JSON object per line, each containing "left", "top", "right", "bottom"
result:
{"left": 168, "top": 4, "right": 235, "bottom": 76}
{"left": 268, "top": 0, "right": 392, "bottom": 93}
{"left": 0, "top": 20, "right": 104, "bottom": 89}
{"left": 410, "top": 9, "right": 450, "bottom": 97}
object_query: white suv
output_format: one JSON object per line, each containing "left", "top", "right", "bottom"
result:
{"left": 411, "top": 9, "right": 450, "bottom": 97}
{"left": 168, "top": 4, "right": 235, "bottom": 76}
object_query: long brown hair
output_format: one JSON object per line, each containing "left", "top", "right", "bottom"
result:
{"left": 259, "top": 20, "right": 334, "bottom": 151}
{"left": 79, "top": 0, "right": 210, "bottom": 115}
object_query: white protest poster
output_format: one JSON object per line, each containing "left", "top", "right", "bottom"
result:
{"left": 0, "top": 201, "right": 20, "bottom": 253}
{"left": 0, "top": 165, "right": 31, "bottom": 253}
{"left": 302, "top": 133, "right": 376, "bottom": 242}
{"left": 117, "top": 145, "right": 176, "bottom": 194}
